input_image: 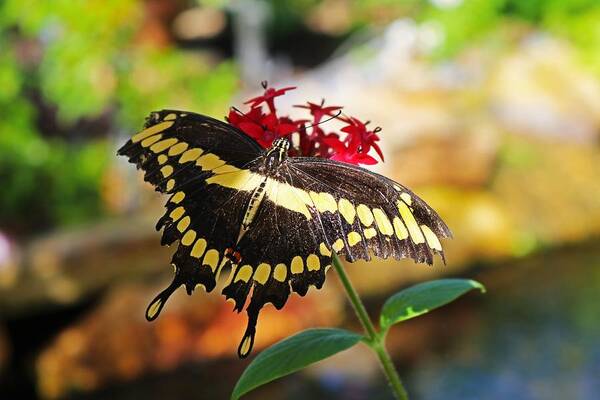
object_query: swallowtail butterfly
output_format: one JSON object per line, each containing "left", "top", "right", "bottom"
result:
{"left": 118, "top": 110, "right": 450, "bottom": 358}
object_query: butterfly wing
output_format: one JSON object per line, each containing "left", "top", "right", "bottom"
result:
{"left": 224, "top": 157, "right": 450, "bottom": 357}
{"left": 118, "top": 110, "right": 264, "bottom": 321}
{"left": 120, "top": 113, "right": 451, "bottom": 359}
{"left": 287, "top": 157, "right": 451, "bottom": 263}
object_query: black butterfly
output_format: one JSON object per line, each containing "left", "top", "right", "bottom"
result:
{"left": 118, "top": 110, "right": 450, "bottom": 358}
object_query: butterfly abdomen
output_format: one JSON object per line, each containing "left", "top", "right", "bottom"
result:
{"left": 241, "top": 178, "right": 268, "bottom": 231}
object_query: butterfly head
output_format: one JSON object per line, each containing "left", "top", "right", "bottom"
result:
{"left": 264, "top": 137, "right": 291, "bottom": 170}
{"left": 271, "top": 137, "right": 291, "bottom": 152}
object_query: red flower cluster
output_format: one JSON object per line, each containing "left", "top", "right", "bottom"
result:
{"left": 226, "top": 82, "right": 383, "bottom": 165}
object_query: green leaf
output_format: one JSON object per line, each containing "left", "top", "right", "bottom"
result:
{"left": 380, "top": 279, "right": 485, "bottom": 332}
{"left": 231, "top": 328, "right": 362, "bottom": 400}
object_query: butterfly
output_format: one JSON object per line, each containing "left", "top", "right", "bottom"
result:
{"left": 118, "top": 110, "right": 451, "bottom": 358}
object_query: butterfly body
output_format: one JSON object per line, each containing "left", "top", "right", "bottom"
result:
{"left": 118, "top": 110, "right": 451, "bottom": 358}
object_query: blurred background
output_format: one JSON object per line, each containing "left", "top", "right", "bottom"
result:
{"left": 1, "top": 0, "right": 599, "bottom": 399}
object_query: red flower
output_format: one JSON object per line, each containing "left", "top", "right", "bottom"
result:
{"left": 323, "top": 136, "right": 378, "bottom": 165}
{"left": 228, "top": 107, "right": 299, "bottom": 148}
{"left": 228, "top": 82, "right": 383, "bottom": 166}
{"left": 340, "top": 117, "right": 384, "bottom": 162}
{"left": 244, "top": 81, "right": 296, "bottom": 114}
{"left": 262, "top": 114, "right": 298, "bottom": 137}
{"left": 227, "top": 106, "right": 263, "bottom": 126}
{"left": 227, "top": 107, "right": 271, "bottom": 147}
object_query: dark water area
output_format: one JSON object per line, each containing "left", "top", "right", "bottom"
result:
{"left": 409, "top": 243, "right": 600, "bottom": 400}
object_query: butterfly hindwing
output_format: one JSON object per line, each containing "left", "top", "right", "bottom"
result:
{"left": 216, "top": 158, "right": 450, "bottom": 357}
{"left": 224, "top": 191, "right": 331, "bottom": 357}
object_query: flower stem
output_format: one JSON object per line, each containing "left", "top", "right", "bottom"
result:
{"left": 331, "top": 253, "right": 409, "bottom": 400}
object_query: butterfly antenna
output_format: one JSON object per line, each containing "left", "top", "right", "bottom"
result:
{"left": 300, "top": 110, "right": 343, "bottom": 132}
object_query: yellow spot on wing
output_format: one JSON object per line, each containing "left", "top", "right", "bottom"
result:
{"left": 191, "top": 238, "right": 207, "bottom": 258}
{"left": 181, "top": 230, "right": 196, "bottom": 246}
{"left": 150, "top": 138, "right": 178, "bottom": 153}
{"left": 338, "top": 198, "right": 356, "bottom": 224}
{"left": 206, "top": 169, "right": 262, "bottom": 191}
{"left": 310, "top": 192, "right": 337, "bottom": 213}
{"left": 163, "top": 113, "right": 177, "bottom": 121}
{"left": 132, "top": 120, "right": 174, "bottom": 142}
{"left": 373, "top": 208, "right": 394, "bottom": 236}
{"left": 357, "top": 204, "right": 374, "bottom": 226}
{"left": 273, "top": 264, "right": 287, "bottom": 281}
{"left": 236, "top": 265, "right": 253, "bottom": 282}
{"left": 203, "top": 249, "right": 220, "bottom": 271}
{"left": 196, "top": 153, "right": 225, "bottom": 170}
{"left": 161, "top": 165, "right": 173, "bottom": 177}
{"left": 169, "top": 206, "right": 185, "bottom": 221}
{"left": 332, "top": 239, "right": 344, "bottom": 252}
{"left": 177, "top": 216, "right": 190, "bottom": 232}
{"left": 291, "top": 256, "right": 304, "bottom": 274}
{"left": 146, "top": 298, "right": 163, "bottom": 320}
{"left": 168, "top": 142, "right": 189, "bottom": 156}
{"left": 319, "top": 243, "right": 331, "bottom": 257}
{"left": 254, "top": 263, "right": 271, "bottom": 284}
{"left": 294, "top": 188, "right": 312, "bottom": 205}
{"left": 364, "top": 227, "right": 377, "bottom": 239}
{"left": 206, "top": 172, "right": 314, "bottom": 219}
{"left": 307, "top": 254, "right": 320, "bottom": 271}
{"left": 157, "top": 154, "right": 168, "bottom": 165}
{"left": 347, "top": 231, "right": 362, "bottom": 246}
{"left": 141, "top": 134, "right": 162, "bottom": 147}
{"left": 393, "top": 217, "right": 409, "bottom": 239}
{"left": 170, "top": 191, "right": 185, "bottom": 204}
{"left": 421, "top": 225, "right": 442, "bottom": 251}
{"left": 265, "top": 181, "right": 311, "bottom": 219}
{"left": 179, "top": 148, "right": 203, "bottom": 163}
{"left": 239, "top": 334, "right": 252, "bottom": 357}
{"left": 223, "top": 265, "right": 237, "bottom": 286}
{"left": 212, "top": 164, "right": 240, "bottom": 174}
{"left": 397, "top": 201, "right": 425, "bottom": 244}
{"left": 400, "top": 192, "right": 412, "bottom": 206}
{"left": 166, "top": 179, "right": 175, "bottom": 192}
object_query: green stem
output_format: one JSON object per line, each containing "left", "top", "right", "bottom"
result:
{"left": 331, "top": 253, "right": 409, "bottom": 400}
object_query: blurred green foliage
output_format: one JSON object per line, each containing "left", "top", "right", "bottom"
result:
{"left": 214, "top": 0, "right": 600, "bottom": 76}
{"left": 0, "top": 0, "right": 237, "bottom": 234}
{"left": 422, "top": 0, "right": 600, "bottom": 71}
{"left": 258, "top": 0, "right": 600, "bottom": 74}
